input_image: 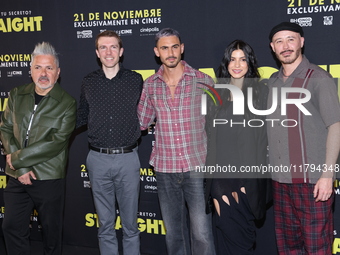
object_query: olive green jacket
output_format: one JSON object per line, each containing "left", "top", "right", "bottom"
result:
{"left": 0, "top": 82, "right": 76, "bottom": 180}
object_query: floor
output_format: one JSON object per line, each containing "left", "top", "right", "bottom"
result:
{"left": 0, "top": 237, "right": 154, "bottom": 254}
{"left": 0, "top": 237, "right": 101, "bottom": 255}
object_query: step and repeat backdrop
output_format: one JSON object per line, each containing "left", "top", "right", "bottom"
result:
{"left": 0, "top": 0, "right": 340, "bottom": 254}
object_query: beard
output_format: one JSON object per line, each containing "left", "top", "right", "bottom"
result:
{"left": 35, "top": 76, "right": 54, "bottom": 90}
{"left": 277, "top": 48, "right": 302, "bottom": 65}
{"left": 163, "top": 56, "right": 181, "bottom": 68}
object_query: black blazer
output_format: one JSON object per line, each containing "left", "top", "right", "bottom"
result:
{"left": 204, "top": 83, "right": 272, "bottom": 220}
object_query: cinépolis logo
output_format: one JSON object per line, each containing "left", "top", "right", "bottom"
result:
{"left": 201, "top": 83, "right": 311, "bottom": 128}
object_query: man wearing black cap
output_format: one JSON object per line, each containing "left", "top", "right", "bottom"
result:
{"left": 267, "top": 22, "right": 340, "bottom": 254}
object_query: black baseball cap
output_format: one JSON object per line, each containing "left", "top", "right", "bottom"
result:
{"left": 269, "top": 22, "right": 304, "bottom": 41}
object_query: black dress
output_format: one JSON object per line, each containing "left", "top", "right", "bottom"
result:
{"left": 205, "top": 84, "right": 271, "bottom": 255}
{"left": 211, "top": 101, "right": 256, "bottom": 255}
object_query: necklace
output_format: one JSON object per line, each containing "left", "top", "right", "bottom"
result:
{"left": 167, "top": 84, "right": 176, "bottom": 87}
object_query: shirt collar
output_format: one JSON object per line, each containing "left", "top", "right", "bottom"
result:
{"left": 19, "top": 82, "right": 63, "bottom": 102}
{"left": 278, "top": 55, "right": 310, "bottom": 79}
{"left": 98, "top": 63, "right": 126, "bottom": 79}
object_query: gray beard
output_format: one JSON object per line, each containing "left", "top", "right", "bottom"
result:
{"left": 35, "top": 83, "right": 53, "bottom": 90}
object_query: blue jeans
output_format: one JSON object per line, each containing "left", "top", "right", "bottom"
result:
{"left": 87, "top": 148, "right": 140, "bottom": 255}
{"left": 156, "top": 171, "right": 215, "bottom": 255}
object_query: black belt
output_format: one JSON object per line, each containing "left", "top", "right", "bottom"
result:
{"left": 90, "top": 143, "right": 137, "bottom": 154}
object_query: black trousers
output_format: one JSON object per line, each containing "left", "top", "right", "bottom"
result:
{"left": 2, "top": 177, "right": 65, "bottom": 255}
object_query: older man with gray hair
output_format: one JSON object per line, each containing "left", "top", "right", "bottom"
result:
{"left": 0, "top": 42, "right": 76, "bottom": 255}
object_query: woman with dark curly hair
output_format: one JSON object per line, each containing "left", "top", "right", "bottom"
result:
{"left": 205, "top": 40, "right": 271, "bottom": 255}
